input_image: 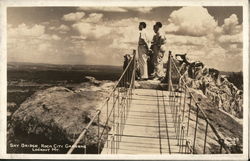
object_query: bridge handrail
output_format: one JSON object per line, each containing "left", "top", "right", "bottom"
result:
{"left": 66, "top": 110, "right": 100, "bottom": 154}
{"left": 67, "top": 50, "right": 136, "bottom": 154}
{"left": 86, "top": 50, "right": 136, "bottom": 115}
{"left": 169, "top": 53, "right": 230, "bottom": 154}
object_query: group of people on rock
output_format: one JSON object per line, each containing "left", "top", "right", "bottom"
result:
{"left": 137, "top": 21, "right": 166, "bottom": 81}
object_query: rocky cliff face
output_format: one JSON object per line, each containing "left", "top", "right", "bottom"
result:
{"left": 8, "top": 77, "right": 115, "bottom": 153}
{"left": 168, "top": 56, "right": 243, "bottom": 153}
{"left": 171, "top": 58, "right": 243, "bottom": 119}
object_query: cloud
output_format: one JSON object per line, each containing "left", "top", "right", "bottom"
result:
{"left": 78, "top": 7, "right": 153, "bottom": 13}
{"left": 128, "top": 7, "right": 153, "bottom": 13}
{"left": 108, "top": 18, "right": 156, "bottom": 50}
{"left": 164, "top": 7, "right": 242, "bottom": 71}
{"left": 222, "top": 14, "right": 242, "bottom": 35}
{"left": 7, "top": 8, "right": 243, "bottom": 71}
{"left": 51, "top": 34, "right": 61, "bottom": 40}
{"left": 49, "top": 24, "right": 71, "bottom": 34}
{"left": 163, "top": 10, "right": 243, "bottom": 71}
{"left": 215, "top": 14, "right": 242, "bottom": 54}
{"left": 218, "top": 33, "right": 242, "bottom": 44}
{"left": 38, "top": 43, "right": 52, "bottom": 52}
{"left": 49, "top": 26, "right": 56, "bottom": 30}
{"left": 8, "top": 23, "right": 45, "bottom": 37}
{"left": 70, "top": 17, "right": 155, "bottom": 65}
{"left": 78, "top": 7, "right": 127, "bottom": 12}
{"left": 84, "top": 13, "right": 103, "bottom": 23}
{"left": 62, "top": 12, "right": 85, "bottom": 21}
{"left": 166, "top": 7, "right": 217, "bottom": 37}
{"left": 35, "top": 34, "right": 60, "bottom": 41}
{"left": 58, "top": 24, "right": 70, "bottom": 32}
{"left": 166, "top": 34, "right": 208, "bottom": 46}
{"left": 229, "top": 44, "right": 238, "bottom": 49}
{"left": 71, "top": 35, "right": 87, "bottom": 40}
{"left": 72, "top": 22, "right": 111, "bottom": 40}
{"left": 71, "top": 13, "right": 111, "bottom": 40}
{"left": 7, "top": 23, "right": 62, "bottom": 63}
{"left": 217, "top": 33, "right": 242, "bottom": 56}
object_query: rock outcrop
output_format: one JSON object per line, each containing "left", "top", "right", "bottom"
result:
{"left": 9, "top": 77, "right": 115, "bottom": 153}
{"left": 166, "top": 55, "right": 243, "bottom": 153}
{"left": 170, "top": 56, "right": 243, "bottom": 118}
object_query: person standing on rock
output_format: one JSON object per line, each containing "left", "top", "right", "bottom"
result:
{"left": 150, "top": 22, "right": 166, "bottom": 80}
{"left": 138, "top": 22, "right": 150, "bottom": 80}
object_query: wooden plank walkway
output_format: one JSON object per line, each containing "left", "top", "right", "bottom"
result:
{"left": 101, "top": 88, "right": 185, "bottom": 154}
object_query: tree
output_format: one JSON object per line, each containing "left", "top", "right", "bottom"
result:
{"left": 227, "top": 71, "right": 243, "bottom": 90}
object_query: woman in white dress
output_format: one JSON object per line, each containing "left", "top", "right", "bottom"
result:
{"left": 138, "top": 22, "right": 149, "bottom": 80}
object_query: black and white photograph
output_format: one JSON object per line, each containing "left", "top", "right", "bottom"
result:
{"left": 0, "top": 0, "right": 249, "bottom": 160}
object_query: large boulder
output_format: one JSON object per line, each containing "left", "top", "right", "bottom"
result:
{"left": 9, "top": 79, "right": 115, "bottom": 153}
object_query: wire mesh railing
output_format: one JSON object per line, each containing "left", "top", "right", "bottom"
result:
{"left": 67, "top": 50, "right": 136, "bottom": 154}
{"left": 167, "top": 52, "right": 230, "bottom": 154}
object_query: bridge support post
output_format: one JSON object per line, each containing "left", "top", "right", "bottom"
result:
{"left": 167, "top": 51, "right": 172, "bottom": 91}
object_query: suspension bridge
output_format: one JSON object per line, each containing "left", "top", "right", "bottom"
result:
{"left": 67, "top": 50, "right": 230, "bottom": 154}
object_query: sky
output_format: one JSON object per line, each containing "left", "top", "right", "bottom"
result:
{"left": 7, "top": 6, "right": 243, "bottom": 72}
